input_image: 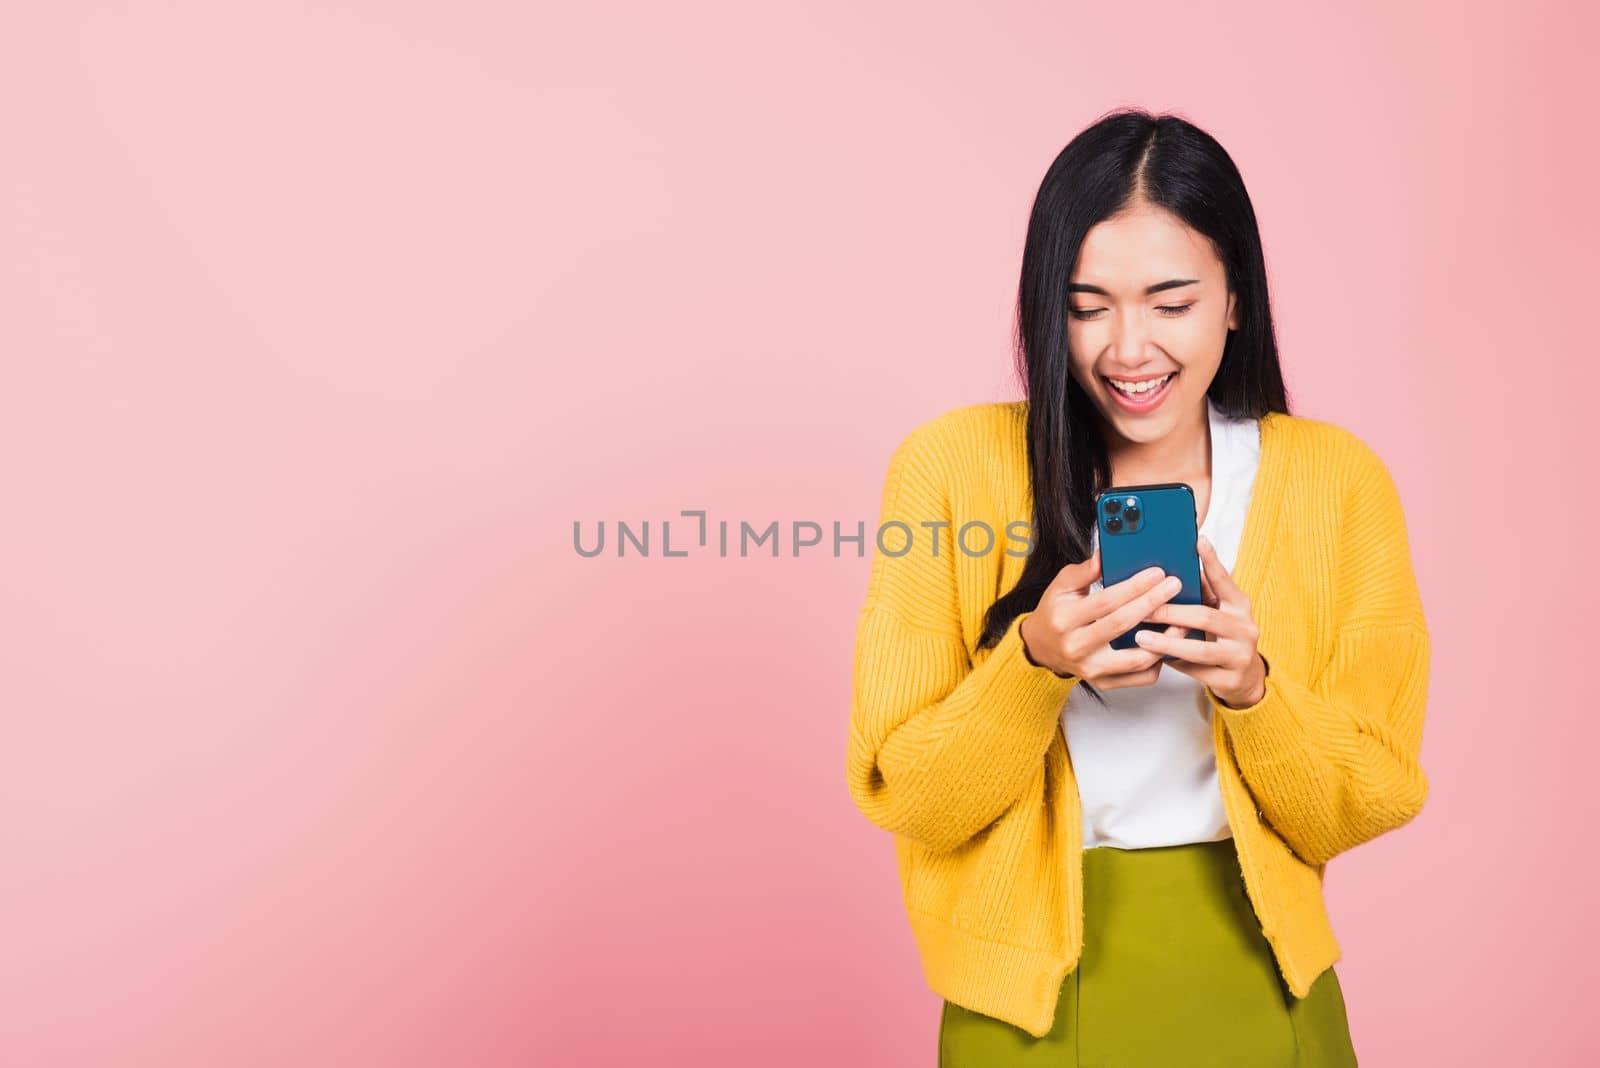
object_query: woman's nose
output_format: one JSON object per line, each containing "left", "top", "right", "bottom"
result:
{"left": 1109, "top": 308, "right": 1154, "bottom": 361}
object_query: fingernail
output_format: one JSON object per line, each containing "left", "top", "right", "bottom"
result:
{"left": 1164, "top": 576, "right": 1181, "bottom": 592}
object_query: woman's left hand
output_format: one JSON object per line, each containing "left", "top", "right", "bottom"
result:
{"left": 1134, "top": 534, "right": 1269, "bottom": 709}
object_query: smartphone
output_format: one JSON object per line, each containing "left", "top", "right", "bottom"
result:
{"left": 1095, "top": 483, "right": 1207, "bottom": 652}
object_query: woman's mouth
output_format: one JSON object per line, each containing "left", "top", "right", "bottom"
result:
{"left": 1103, "top": 371, "right": 1177, "bottom": 413}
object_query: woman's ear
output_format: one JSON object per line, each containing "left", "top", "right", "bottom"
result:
{"left": 1226, "top": 291, "right": 1240, "bottom": 331}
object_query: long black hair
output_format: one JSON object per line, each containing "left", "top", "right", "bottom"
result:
{"left": 977, "top": 108, "right": 1291, "bottom": 657}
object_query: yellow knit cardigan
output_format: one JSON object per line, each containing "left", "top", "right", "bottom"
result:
{"left": 845, "top": 400, "right": 1430, "bottom": 1038}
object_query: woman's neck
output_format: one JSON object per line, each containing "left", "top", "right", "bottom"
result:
{"left": 1105, "top": 404, "right": 1212, "bottom": 488}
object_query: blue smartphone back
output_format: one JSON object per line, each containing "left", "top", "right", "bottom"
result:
{"left": 1096, "top": 483, "right": 1205, "bottom": 651}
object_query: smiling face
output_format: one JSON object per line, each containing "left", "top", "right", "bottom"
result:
{"left": 1066, "top": 201, "right": 1240, "bottom": 448}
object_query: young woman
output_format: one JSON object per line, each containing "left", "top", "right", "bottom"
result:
{"left": 846, "top": 109, "right": 1430, "bottom": 1066}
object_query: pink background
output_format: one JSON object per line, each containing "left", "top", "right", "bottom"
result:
{"left": 1, "top": 2, "right": 1591, "bottom": 1065}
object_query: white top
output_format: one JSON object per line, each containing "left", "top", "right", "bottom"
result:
{"left": 1064, "top": 397, "right": 1262, "bottom": 850}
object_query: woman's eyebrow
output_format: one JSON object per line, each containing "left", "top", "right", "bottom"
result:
{"left": 1068, "top": 278, "right": 1201, "bottom": 296}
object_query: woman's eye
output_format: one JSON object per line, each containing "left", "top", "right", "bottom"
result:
{"left": 1070, "top": 304, "right": 1193, "bottom": 321}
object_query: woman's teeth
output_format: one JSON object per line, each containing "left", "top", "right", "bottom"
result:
{"left": 1107, "top": 372, "right": 1175, "bottom": 397}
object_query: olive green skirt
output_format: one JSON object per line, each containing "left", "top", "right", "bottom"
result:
{"left": 939, "top": 838, "right": 1357, "bottom": 1067}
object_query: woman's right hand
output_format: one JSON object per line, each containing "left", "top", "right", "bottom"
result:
{"left": 1019, "top": 545, "right": 1187, "bottom": 688}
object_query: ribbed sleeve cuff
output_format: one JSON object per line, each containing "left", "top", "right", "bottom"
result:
{"left": 991, "top": 611, "right": 1081, "bottom": 712}
{"left": 1209, "top": 669, "right": 1313, "bottom": 769}
{"left": 852, "top": 606, "right": 1083, "bottom": 853}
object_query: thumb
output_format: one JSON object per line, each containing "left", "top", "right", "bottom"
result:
{"left": 1058, "top": 544, "right": 1101, "bottom": 597}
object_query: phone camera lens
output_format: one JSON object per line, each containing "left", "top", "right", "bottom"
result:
{"left": 1107, "top": 516, "right": 1123, "bottom": 533}
{"left": 1125, "top": 506, "right": 1141, "bottom": 522}
{"left": 1105, "top": 499, "right": 1121, "bottom": 514}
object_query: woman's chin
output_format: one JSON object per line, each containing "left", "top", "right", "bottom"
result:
{"left": 1098, "top": 392, "right": 1190, "bottom": 442}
